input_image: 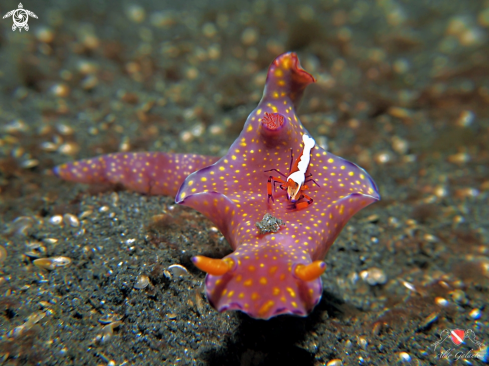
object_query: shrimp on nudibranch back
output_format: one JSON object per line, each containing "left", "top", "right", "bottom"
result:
{"left": 54, "top": 52, "right": 380, "bottom": 320}
{"left": 266, "top": 133, "right": 319, "bottom": 211}
{"left": 177, "top": 52, "right": 380, "bottom": 319}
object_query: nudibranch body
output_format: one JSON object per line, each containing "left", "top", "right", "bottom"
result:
{"left": 54, "top": 52, "right": 380, "bottom": 320}
{"left": 176, "top": 53, "right": 380, "bottom": 319}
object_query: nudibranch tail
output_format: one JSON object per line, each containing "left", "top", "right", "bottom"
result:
{"left": 294, "top": 261, "right": 326, "bottom": 281}
{"left": 263, "top": 52, "right": 316, "bottom": 109}
{"left": 54, "top": 152, "right": 218, "bottom": 196}
{"left": 192, "top": 256, "right": 235, "bottom": 276}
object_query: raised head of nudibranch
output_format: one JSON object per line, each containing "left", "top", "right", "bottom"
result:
{"left": 176, "top": 52, "right": 380, "bottom": 319}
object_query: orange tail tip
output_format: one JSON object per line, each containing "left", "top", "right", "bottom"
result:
{"left": 294, "top": 261, "right": 326, "bottom": 281}
{"left": 192, "top": 256, "right": 235, "bottom": 276}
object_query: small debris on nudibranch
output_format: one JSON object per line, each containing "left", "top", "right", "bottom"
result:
{"left": 255, "top": 213, "right": 285, "bottom": 234}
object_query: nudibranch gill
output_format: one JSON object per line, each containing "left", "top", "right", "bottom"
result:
{"left": 54, "top": 52, "right": 380, "bottom": 320}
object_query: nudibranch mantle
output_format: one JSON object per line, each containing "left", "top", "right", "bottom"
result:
{"left": 176, "top": 53, "right": 380, "bottom": 319}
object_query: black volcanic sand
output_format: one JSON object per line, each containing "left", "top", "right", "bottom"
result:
{"left": 1, "top": 0, "right": 488, "bottom": 365}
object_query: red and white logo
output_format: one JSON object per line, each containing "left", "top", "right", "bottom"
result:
{"left": 432, "top": 328, "right": 486, "bottom": 361}
{"left": 450, "top": 329, "right": 465, "bottom": 345}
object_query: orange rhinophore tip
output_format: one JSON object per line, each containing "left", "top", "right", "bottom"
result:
{"left": 192, "top": 256, "right": 234, "bottom": 276}
{"left": 294, "top": 261, "right": 326, "bottom": 281}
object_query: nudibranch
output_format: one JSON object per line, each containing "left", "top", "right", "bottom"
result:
{"left": 54, "top": 52, "right": 380, "bottom": 320}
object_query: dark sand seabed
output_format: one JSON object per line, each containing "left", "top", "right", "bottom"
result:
{"left": 0, "top": 0, "right": 488, "bottom": 365}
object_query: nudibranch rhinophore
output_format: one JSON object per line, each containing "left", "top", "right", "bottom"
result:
{"left": 55, "top": 52, "right": 380, "bottom": 319}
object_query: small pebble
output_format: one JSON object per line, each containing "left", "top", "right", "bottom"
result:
{"left": 134, "top": 275, "right": 150, "bottom": 289}
{"left": 63, "top": 213, "right": 80, "bottom": 227}
{"left": 34, "top": 256, "right": 72, "bottom": 270}
{"left": 3, "top": 119, "right": 27, "bottom": 133}
{"left": 35, "top": 27, "right": 54, "bottom": 43}
{"left": 241, "top": 27, "right": 258, "bottom": 45}
{"left": 49, "top": 215, "right": 63, "bottom": 225}
{"left": 99, "top": 313, "right": 122, "bottom": 324}
{"left": 94, "top": 321, "right": 122, "bottom": 344}
{"left": 420, "top": 312, "right": 439, "bottom": 329}
{"left": 399, "top": 352, "right": 411, "bottom": 362}
{"left": 99, "top": 206, "right": 110, "bottom": 212}
{"left": 456, "top": 110, "right": 475, "bottom": 127}
{"left": 77, "top": 60, "right": 98, "bottom": 75}
{"left": 402, "top": 280, "right": 417, "bottom": 292}
{"left": 435, "top": 297, "right": 449, "bottom": 307}
{"left": 374, "top": 151, "right": 392, "bottom": 164}
{"left": 447, "top": 152, "right": 470, "bottom": 164}
{"left": 357, "top": 336, "right": 368, "bottom": 350}
{"left": 360, "top": 267, "right": 387, "bottom": 285}
{"left": 40, "top": 141, "right": 58, "bottom": 151}
{"left": 449, "top": 289, "right": 467, "bottom": 304}
{"left": 202, "top": 22, "right": 217, "bottom": 38}
{"left": 58, "top": 142, "right": 80, "bottom": 156}
{"left": 186, "top": 67, "right": 199, "bottom": 80}
{"left": 469, "top": 308, "right": 481, "bottom": 320}
{"left": 388, "top": 106, "right": 411, "bottom": 119}
{"left": 168, "top": 264, "right": 190, "bottom": 277}
{"left": 79, "top": 210, "right": 93, "bottom": 219}
{"left": 20, "top": 159, "right": 39, "bottom": 169}
{"left": 56, "top": 123, "right": 74, "bottom": 135}
{"left": 126, "top": 5, "right": 145, "bottom": 23}
{"left": 51, "top": 83, "right": 70, "bottom": 98}
{"left": 391, "top": 136, "right": 409, "bottom": 154}
{"left": 81, "top": 75, "right": 98, "bottom": 90}
{"left": 326, "top": 360, "right": 343, "bottom": 366}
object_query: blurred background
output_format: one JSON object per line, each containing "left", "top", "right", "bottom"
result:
{"left": 0, "top": 0, "right": 488, "bottom": 365}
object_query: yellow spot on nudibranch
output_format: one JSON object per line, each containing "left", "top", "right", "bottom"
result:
{"left": 286, "top": 287, "right": 296, "bottom": 298}
{"left": 244, "top": 279, "right": 253, "bottom": 286}
{"left": 258, "top": 301, "right": 275, "bottom": 315}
